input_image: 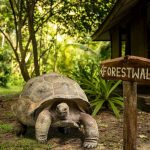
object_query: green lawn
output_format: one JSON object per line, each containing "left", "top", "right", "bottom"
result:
{"left": 0, "top": 86, "right": 22, "bottom": 96}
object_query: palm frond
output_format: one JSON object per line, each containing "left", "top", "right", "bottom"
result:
{"left": 108, "top": 100, "right": 120, "bottom": 118}
{"left": 107, "top": 80, "right": 122, "bottom": 98}
{"left": 111, "top": 97, "right": 124, "bottom": 107}
{"left": 92, "top": 100, "right": 105, "bottom": 116}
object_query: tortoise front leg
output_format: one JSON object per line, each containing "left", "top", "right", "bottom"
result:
{"left": 80, "top": 113, "right": 99, "bottom": 148}
{"left": 35, "top": 109, "right": 51, "bottom": 143}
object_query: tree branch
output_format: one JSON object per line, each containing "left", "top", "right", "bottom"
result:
{"left": 0, "top": 28, "right": 20, "bottom": 63}
{"left": 9, "top": 0, "right": 19, "bottom": 50}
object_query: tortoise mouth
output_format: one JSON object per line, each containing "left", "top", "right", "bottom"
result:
{"left": 56, "top": 110, "right": 68, "bottom": 120}
{"left": 57, "top": 111, "right": 67, "bottom": 116}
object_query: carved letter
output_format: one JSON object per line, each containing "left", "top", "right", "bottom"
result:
{"left": 107, "top": 67, "right": 112, "bottom": 76}
{"left": 101, "top": 66, "right": 107, "bottom": 77}
{"left": 112, "top": 67, "right": 116, "bottom": 76}
{"left": 140, "top": 68, "right": 146, "bottom": 79}
{"left": 146, "top": 68, "right": 150, "bottom": 80}
{"left": 122, "top": 67, "right": 126, "bottom": 78}
{"left": 126, "top": 68, "right": 132, "bottom": 78}
{"left": 117, "top": 67, "right": 121, "bottom": 77}
{"left": 132, "top": 68, "right": 140, "bottom": 79}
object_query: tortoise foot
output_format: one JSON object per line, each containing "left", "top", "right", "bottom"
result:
{"left": 83, "top": 139, "right": 98, "bottom": 149}
{"left": 38, "top": 139, "right": 47, "bottom": 144}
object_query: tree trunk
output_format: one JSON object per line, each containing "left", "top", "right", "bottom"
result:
{"left": 26, "top": 0, "right": 40, "bottom": 76}
{"left": 18, "top": 0, "right": 30, "bottom": 81}
{"left": 9, "top": 0, "right": 30, "bottom": 82}
{"left": 19, "top": 62, "right": 30, "bottom": 81}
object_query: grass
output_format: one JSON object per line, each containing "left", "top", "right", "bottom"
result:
{"left": 0, "top": 138, "right": 52, "bottom": 150}
{"left": 0, "top": 86, "right": 22, "bottom": 96}
{"left": 0, "top": 123, "right": 13, "bottom": 133}
{"left": 0, "top": 123, "right": 52, "bottom": 150}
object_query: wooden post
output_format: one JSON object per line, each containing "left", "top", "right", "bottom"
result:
{"left": 123, "top": 81, "right": 137, "bottom": 150}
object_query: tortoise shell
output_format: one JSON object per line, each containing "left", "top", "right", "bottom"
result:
{"left": 20, "top": 73, "right": 91, "bottom": 114}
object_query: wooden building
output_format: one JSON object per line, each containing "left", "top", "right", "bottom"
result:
{"left": 92, "top": 0, "right": 150, "bottom": 111}
{"left": 92, "top": 0, "right": 150, "bottom": 59}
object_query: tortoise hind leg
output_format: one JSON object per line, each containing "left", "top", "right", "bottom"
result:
{"left": 35, "top": 109, "right": 51, "bottom": 143}
{"left": 15, "top": 120, "right": 27, "bottom": 137}
{"left": 80, "top": 113, "right": 99, "bottom": 148}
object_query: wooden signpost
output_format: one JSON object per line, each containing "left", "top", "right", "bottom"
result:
{"left": 100, "top": 55, "right": 150, "bottom": 150}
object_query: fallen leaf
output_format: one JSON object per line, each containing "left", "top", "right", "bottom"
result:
{"left": 139, "top": 134, "right": 147, "bottom": 139}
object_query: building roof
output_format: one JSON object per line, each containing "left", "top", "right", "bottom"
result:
{"left": 92, "top": 0, "right": 141, "bottom": 41}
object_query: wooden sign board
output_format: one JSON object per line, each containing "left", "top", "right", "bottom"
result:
{"left": 100, "top": 55, "right": 150, "bottom": 83}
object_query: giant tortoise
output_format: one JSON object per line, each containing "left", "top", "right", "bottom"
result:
{"left": 12, "top": 73, "right": 99, "bottom": 148}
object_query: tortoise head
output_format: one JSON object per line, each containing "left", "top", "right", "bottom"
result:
{"left": 56, "top": 102, "right": 69, "bottom": 119}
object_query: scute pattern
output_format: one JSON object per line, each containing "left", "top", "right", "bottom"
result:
{"left": 19, "top": 73, "right": 90, "bottom": 113}
{"left": 30, "top": 82, "right": 53, "bottom": 102}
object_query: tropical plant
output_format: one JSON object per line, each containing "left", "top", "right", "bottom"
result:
{"left": 72, "top": 59, "right": 123, "bottom": 118}
{"left": 91, "top": 79, "right": 123, "bottom": 118}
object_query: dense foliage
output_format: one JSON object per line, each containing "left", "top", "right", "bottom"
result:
{"left": 0, "top": 0, "right": 124, "bottom": 117}
{"left": 0, "top": 0, "right": 116, "bottom": 81}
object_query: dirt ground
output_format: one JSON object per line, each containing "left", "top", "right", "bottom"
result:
{"left": 0, "top": 95, "right": 149, "bottom": 150}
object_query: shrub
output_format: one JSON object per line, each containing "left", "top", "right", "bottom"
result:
{"left": 71, "top": 60, "right": 123, "bottom": 118}
{"left": 90, "top": 79, "right": 123, "bottom": 117}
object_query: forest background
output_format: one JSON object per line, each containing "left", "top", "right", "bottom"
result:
{"left": 0, "top": 0, "right": 125, "bottom": 117}
{"left": 0, "top": 0, "right": 116, "bottom": 85}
